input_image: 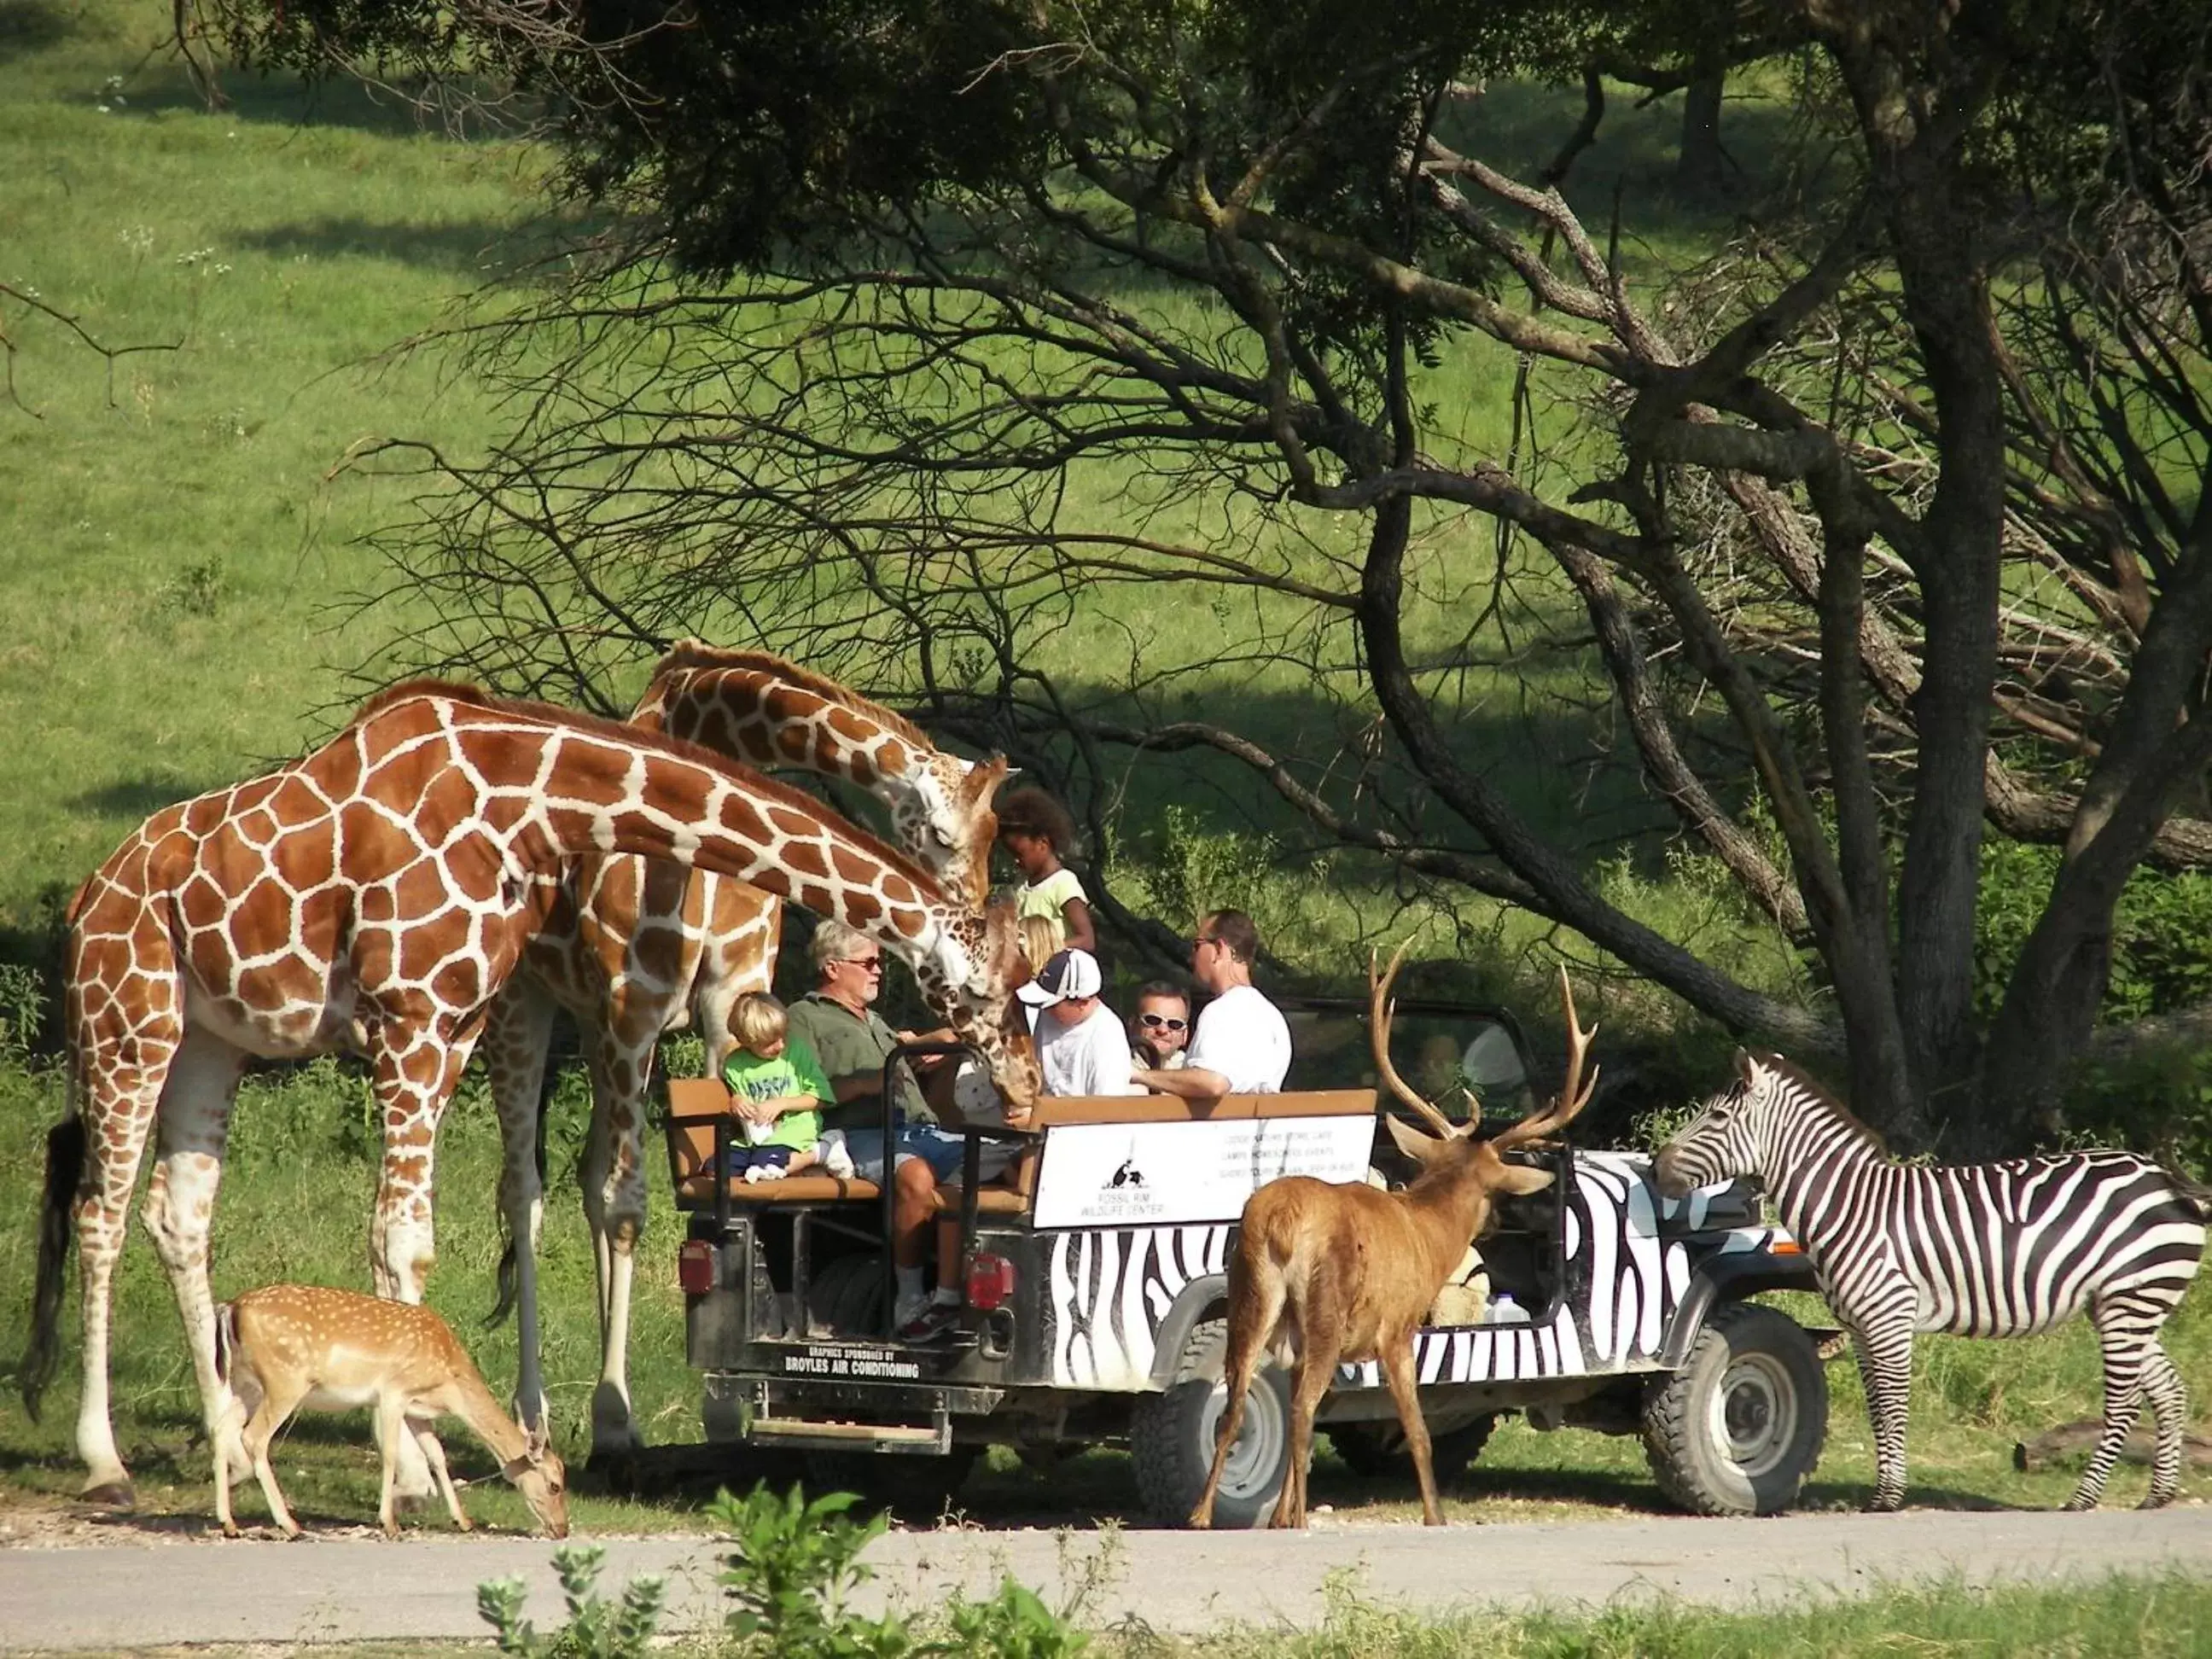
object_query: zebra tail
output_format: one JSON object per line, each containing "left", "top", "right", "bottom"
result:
{"left": 21, "top": 1115, "right": 87, "bottom": 1423}
{"left": 2177, "top": 1174, "right": 2212, "bottom": 1224}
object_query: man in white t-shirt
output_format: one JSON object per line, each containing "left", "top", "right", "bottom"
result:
{"left": 1017, "top": 947, "right": 1143, "bottom": 1096}
{"left": 1132, "top": 910, "right": 1291, "bottom": 1097}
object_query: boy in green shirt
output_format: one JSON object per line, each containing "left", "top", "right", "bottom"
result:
{"left": 719, "top": 993, "right": 856, "bottom": 1183}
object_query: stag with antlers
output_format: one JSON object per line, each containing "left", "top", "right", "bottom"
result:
{"left": 1190, "top": 948, "right": 1598, "bottom": 1529}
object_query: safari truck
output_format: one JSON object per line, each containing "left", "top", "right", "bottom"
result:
{"left": 664, "top": 990, "right": 1838, "bottom": 1524}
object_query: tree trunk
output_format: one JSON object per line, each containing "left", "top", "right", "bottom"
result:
{"left": 1839, "top": 48, "right": 2010, "bottom": 1150}
{"left": 1813, "top": 508, "right": 1925, "bottom": 1144}
{"left": 1676, "top": 71, "right": 1726, "bottom": 201}
{"left": 1974, "top": 560, "right": 2212, "bottom": 1154}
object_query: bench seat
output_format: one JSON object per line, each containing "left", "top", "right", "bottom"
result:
{"left": 666, "top": 1078, "right": 1036, "bottom": 1213}
{"left": 663, "top": 1078, "right": 1382, "bottom": 1213}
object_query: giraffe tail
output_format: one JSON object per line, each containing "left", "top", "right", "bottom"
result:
{"left": 21, "top": 1115, "right": 85, "bottom": 1421}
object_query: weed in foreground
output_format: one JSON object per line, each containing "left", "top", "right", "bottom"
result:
{"left": 478, "top": 1544, "right": 667, "bottom": 1659}
{"left": 707, "top": 1481, "right": 1092, "bottom": 1657}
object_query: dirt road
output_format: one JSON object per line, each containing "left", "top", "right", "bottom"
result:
{"left": 3, "top": 1506, "right": 2209, "bottom": 1650}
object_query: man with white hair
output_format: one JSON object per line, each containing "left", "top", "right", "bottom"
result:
{"left": 785, "top": 919, "right": 968, "bottom": 1336}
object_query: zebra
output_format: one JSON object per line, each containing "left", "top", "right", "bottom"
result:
{"left": 1655, "top": 1050, "right": 2209, "bottom": 1512}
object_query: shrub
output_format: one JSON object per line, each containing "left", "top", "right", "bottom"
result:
{"left": 714, "top": 1483, "right": 913, "bottom": 1657}
{"left": 477, "top": 1545, "right": 667, "bottom": 1659}
{"left": 712, "top": 1481, "right": 1093, "bottom": 1658}
{"left": 0, "top": 963, "right": 47, "bottom": 1067}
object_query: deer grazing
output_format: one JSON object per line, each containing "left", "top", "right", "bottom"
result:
{"left": 1191, "top": 949, "right": 1598, "bottom": 1529}
{"left": 212, "top": 1284, "right": 568, "bottom": 1540}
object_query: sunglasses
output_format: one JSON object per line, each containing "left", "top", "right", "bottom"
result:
{"left": 841, "top": 957, "right": 885, "bottom": 973}
{"left": 1138, "top": 1013, "right": 1188, "bottom": 1032}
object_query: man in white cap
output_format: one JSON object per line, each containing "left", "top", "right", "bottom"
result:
{"left": 1018, "top": 947, "right": 1144, "bottom": 1097}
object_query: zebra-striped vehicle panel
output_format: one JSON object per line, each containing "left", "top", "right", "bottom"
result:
{"left": 1042, "top": 1150, "right": 1794, "bottom": 1391}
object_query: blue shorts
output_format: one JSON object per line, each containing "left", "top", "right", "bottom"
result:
{"left": 721, "top": 1144, "right": 795, "bottom": 1178}
{"left": 842, "top": 1125, "right": 965, "bottom": 1185}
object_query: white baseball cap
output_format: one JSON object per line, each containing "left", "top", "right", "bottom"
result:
{"left": 1016, "top": 946, "right": 1103, "bottom": 1007}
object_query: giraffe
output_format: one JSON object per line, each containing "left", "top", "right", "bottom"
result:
{"left": 22, "top": 682, "right": 1038, "bottom": 1508}
{"left": 480, "top": 643, "right": 1007, "bottom": 1460}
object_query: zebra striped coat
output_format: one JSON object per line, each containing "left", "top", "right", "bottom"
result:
{"left": 1656, "top": 1051, "right": 2207, "bottom": 1511}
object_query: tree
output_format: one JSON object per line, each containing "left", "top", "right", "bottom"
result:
{"left": 204, "top": 0, "right": 2212, "bottom": 1156}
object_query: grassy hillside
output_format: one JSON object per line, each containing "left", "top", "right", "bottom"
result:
{"left": 0, "top": 0, "right": 538, "bottom": 952}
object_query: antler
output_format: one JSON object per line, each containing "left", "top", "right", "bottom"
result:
{"left": 1368, "top": 940, "right": 1463, "bottom": 1139}
{"left": 1493, "top": 967, "right": 1599, "bottom": 1152}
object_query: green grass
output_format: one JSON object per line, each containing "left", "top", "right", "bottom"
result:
{"left": 0, "top": 0, "right": 533, "bottom": 946}
{"left": 1152, "top": 1570, "right": 2212, "bottom": 1657}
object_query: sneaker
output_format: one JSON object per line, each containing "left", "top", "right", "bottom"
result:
{"left": 743, "top": 1162, "right": 789, "bottom": 1185}
{"left": 894, "top": 1290, "right": 932, "bottom": 1332}
{"left": 897, "top": 1300, "right": 961, "bottom": 1343}
{"left": 820, "top": 1132, "right": 856, "bottom": 1181}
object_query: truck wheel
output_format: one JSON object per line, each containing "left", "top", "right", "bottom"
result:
{"left": 1130, "top": 1318, "right": 1291, "bottom": 1528}
{"left": 806, "top": 1254, "right": 886, "bottom": 1338}
{"left": 1643, "top": 1301, "right": 1827, "bottom": 1516}
{"left": 1330, "top": 1414, "right": 1496, "bottom": 1485}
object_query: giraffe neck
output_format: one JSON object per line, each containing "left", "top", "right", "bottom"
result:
{"left": 637, "top": 665, "right": 930, "bottom": 795}
{"left": 631, "top": 655, "right": 991, "bottom": 904}
{"left": 438, "top": 698, "right": 958, "bottom": 966}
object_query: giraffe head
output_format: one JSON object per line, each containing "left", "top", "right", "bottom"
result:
{"left": 635, "top": 643, "right": 1009, "bottom": 909}
{"left": 912, "top": 897, "right": 1040, "bottom": 1112}
{"left": 894, "top": 752, "right": 1009, "bottom": 911}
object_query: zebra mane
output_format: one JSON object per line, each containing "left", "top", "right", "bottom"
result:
{"left": 1754, "top": 1051, "right": 1893, "bottom": 1155}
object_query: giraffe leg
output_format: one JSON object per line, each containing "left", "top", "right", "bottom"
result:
{"left": 367, "top": 1029, "right": 477, "bottom": 1303}
{"left": 2069, "top": 1295, "right": 2154, "bottom": 1511}
{"left": 72, "top": 1067, "right": 169, "bottom": 1507}
{"left": 67, "top": 928, "right": 183, "bottom": 1510}
{"left": 139, "top": 1027, "right": 252, "bottom": 1493}
{"left": 2137, "top": 1343, "right": 2187, "bottom": 1510}
{"left": 589, "top": 1017, "right": 661, "bottom": 1461}
{"left": 366, "top": 1027, "right": 478, "bottom": 1501}
{"left": 1848, "top": 1316, "right": 1915, "bottom": 1512}
{"left": 579, "top": 1045, "right": 619, "bottom": 1339}
{"left": 484, "top": 983, "right": 556, "bottom": 1433}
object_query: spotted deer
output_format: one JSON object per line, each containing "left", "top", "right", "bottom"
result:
{"left": 1191, "top": 949, "right": 1598, "bottom": 1528}
{"left": 212, "top": 1284, "right": 568, "bottom": 1539}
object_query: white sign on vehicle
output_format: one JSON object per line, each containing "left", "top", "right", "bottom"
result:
{"left": 1032, "top": 1115, "right": 1376, "bottom": 1229}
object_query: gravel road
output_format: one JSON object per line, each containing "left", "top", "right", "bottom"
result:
{"left": 3, "top": 1506, "right": 2209, "bottom": 1650}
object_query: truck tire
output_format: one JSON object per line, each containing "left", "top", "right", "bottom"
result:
{"left": 1330, "top": 1413, "right": 1497, "bottom": 1486}
{"left": 1130, "top": 1318, "right": 1291, "bottom": 1528}
{"left": 1643, "top": 1301, "right": 1827, "bottom": 1516}
{"left": 806, "top": 1253, "right": 886, "bottom": 1339}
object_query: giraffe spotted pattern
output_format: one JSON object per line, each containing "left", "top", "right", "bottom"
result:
{"left": 480, "top": 644, "right": 1010, "bottom": 1457}
{"left": 28, "top": 681, "right": 1036, "bottom": 1508}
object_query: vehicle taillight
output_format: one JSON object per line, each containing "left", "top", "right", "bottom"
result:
{"left": 678, "top": 1240, "right": 717, "bottom": 1295}
{"left": 966, "top": 1252, "right": 1016, "bottom": 1311}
